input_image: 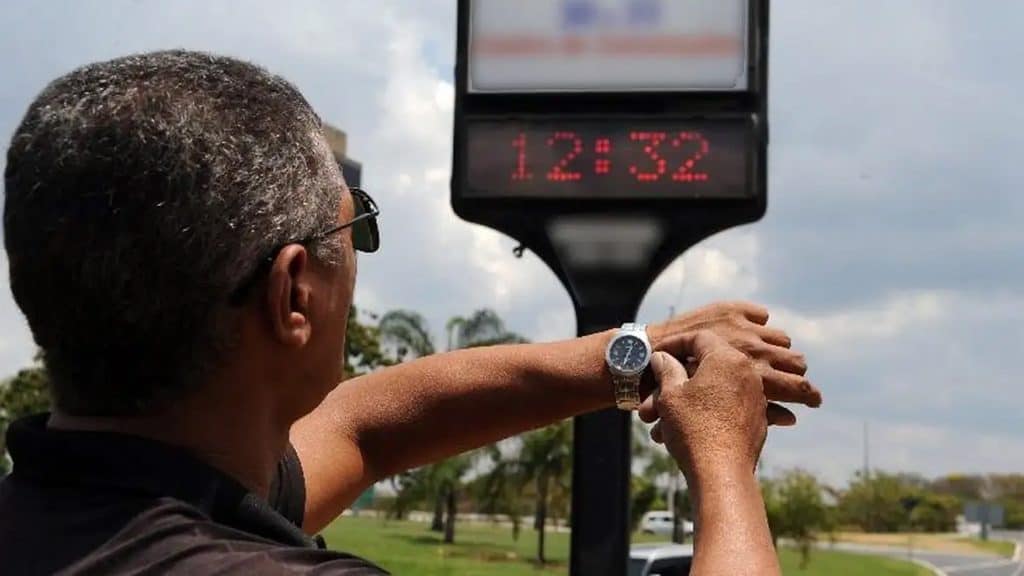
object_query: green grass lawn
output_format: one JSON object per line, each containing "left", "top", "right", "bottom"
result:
{"left": 954, "top": 537, "right": 1017, "bottom": 558}
{"left": 778, "top": 549, "right": 931, "bottom": 576}
{"left": 321, "top": 516, "right": 932, "bottom": 575}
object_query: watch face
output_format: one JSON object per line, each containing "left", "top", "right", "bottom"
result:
{"left": 608, "top": 334, "right": 649, "bottom": 373}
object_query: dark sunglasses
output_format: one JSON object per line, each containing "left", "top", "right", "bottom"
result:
{"left": 228, "top": 187, "right": 380, "bottom": 305}
{"left": 314, "top": 187, "right": 380, "bottom": 254}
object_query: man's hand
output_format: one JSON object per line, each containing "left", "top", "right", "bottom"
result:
{"left": 639, "top": 331, "right": 787, "bottom": 481}
{"left": 649, "top": 301, "right": 821, "bottom": 409}
{"left": 640, "top": 330, "right": 784, "bottom": 576}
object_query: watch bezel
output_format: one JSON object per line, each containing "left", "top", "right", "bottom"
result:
{"left": 604, "top": 329, "right": 653, "bottom": 377}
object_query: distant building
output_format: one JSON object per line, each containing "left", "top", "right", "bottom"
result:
{"left": 323, "top": 124, "right": 362, "bottom": 188}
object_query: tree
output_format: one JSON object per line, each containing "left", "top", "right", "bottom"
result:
{"left": 475, "top": 443, "right": 528, "bottom": 541}
{"left": 521, "top": 420, "right": 571, "bottom": 564}
{"left": 0, "top": 359, "right": 52, "bottom": 474}
{"left": 909, "top": 493, "right": 959, "bottom": 532}
{"left": 837, "top": 471, "right": 964, "bottom": 533}
{"left": 344, "top": 305, "right": 394, "bottom": 378}
{"left": 1003, "top": 498, "right": 1024, "bottom": 530}
{"left": 989, "top": 475, "right": 1024, "bottom": 529}
{"left": 378, "top": 310, "right": 435, "bottom": 360}
{"left": 630, "top": 475, "right": 663, "bottom": 533}
{"left": 378, "top": 309, "right": 446, "bottom": 533}
{"left": 990, "top": 474, "right": 1024, "bottom": 500}
{"left": 379, "top": 308, "right": 526, "bottom": 544}
{"left": 480, "top": 420, "right": 572, "bottom": 564}
{"left": 380, "top": 308, "right": 526, "bottom": 358}
{"left": 386, "top": 472, "right": 423, "bottom": 521}
{"left": 766, "top": 470, "right": 829, "bottom": 568}
{"left": 446, "top": 309, "right": 528, "bottom": 349}
{"left": 433, "top": 455, "right": 473, "bottom": 544}
{"left": 838, "top": 471, "right": 916, "bottom": 533}
{"left": 930, "top": 474, "right": 984, "bottom": 502}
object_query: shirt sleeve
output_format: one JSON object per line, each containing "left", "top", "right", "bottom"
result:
{"left": 268, "top": 443, "right": 306, "bottom": 529}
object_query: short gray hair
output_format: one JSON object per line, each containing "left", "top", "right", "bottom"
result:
{"left": 3, "top": 50, "right": 343, "bottom": 416}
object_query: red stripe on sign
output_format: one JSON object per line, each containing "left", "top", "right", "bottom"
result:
{"left": 473, "top": 34, "right": 740, "bottom": 57}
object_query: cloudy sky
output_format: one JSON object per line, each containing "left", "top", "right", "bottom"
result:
{"left": 1, "top": 1, "right": 1021, "bottom": 486}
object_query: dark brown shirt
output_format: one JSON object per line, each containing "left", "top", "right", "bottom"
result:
{"left": 0, "top": 414, "right": 387, "bottom": 575}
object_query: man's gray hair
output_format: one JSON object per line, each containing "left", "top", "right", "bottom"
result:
{"left": 3, "top": 50, "right": 343, "bottom": 416}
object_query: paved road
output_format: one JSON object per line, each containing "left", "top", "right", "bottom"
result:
{"left": 821, "top": 538, "right": 1024, "bottom": 576}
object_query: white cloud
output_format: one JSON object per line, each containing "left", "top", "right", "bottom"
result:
{"left": 772, "top": 291, "right": 949, "bottom": 351}
{"left": 639, "top": 228, "right": 761, "bottom": 321}
{"left": 690, "top": 249, "right": 742, "bottom": 290}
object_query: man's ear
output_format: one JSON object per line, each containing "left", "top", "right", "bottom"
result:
{"left": 266, "top": 245, "right": 313, "bottom": 348}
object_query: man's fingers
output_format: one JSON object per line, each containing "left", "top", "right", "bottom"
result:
{"left": 760, "top": 366, "right": 823, "bottom": 407}
{"left": 638, "top": 390, "right": 659, "bottom": 423}
{"left": 767, "top": 402, "right": 797, "bottom": 427}
{"left": 656, "top": 331, "right": 731, "bottom": 366}
{"left": 736, "top": 301, "right": 770, "bottom": 325}
{"left": 650, "top": 351, "right": 688, "bottom": 389}
{"left": 650, "top": 421, "right": 664, "bottom": 444}
{"left": 754, "top": 324, "right": 792, "bottom": 348}
{"left": 763, "top": 345, "right": 808, "bottom": 376}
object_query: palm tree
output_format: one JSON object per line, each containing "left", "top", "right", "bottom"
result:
{"left": 379, "top": 308, "right": 526, "bottom": 543}
{"left": 522, "top": 421, "right": 572, "bottom": 564}
{"left": 378, "top": 310, "right": 435, "bottom": 360}
{"left": 476, "top": 443, "right": 528, "bottom": 541}
{"left": 389, "top": 459, "right": 478, "bottom": 542}
{"left": 443, "top": 456, "right": 474, "bottom": 543}
{"left": 387, "top": 470, "right": 423, "bottom": 521}
{"left": 447, "top": 309, "right": 529, "bottom": 350}
{"left": 481, "top": 420, "right": 572, "bottom": 564}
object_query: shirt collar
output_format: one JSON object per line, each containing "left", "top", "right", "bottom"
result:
{"left": 6, "top": 413, "right": 316, "bottom": 548}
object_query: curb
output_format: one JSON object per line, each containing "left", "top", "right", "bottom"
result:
{"left": 910, "top": 557, "right": 948, "bottom": 576}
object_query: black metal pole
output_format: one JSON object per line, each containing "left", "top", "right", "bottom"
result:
{"left": 570, "top": 304, "right": 636, "bottom": 576}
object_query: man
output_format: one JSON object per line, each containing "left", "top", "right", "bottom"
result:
{"left": 0, "top": 51, "right": 820, "bottom": 574}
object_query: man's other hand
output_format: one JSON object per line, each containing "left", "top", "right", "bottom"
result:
{"left": 649, "top": 301, "right": 822, "bottom": 409}
{"left": 639, "top": 332, "right": 790, "bottom": 481}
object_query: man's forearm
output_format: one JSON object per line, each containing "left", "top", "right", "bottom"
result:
{"left": 291, "top": 331, "right": 615, "bottom": 532}
{"left": 340, "top": 332, "right": 614, "bottom": 474}
{"left": 690, "top": 470, "right": 780, "bottom": 576}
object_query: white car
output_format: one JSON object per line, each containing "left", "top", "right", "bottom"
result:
{"left": 629, "top": 543, "right": 694, "bottom": 576}
{"left": 639, "top": 511, "right": 693, "bottom": 536}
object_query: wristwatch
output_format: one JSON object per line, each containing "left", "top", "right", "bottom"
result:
{"left": 605, "top": 323, "right": 652, "bottom": 411}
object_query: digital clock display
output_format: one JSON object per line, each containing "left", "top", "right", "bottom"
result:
{"left": 463, "top": 118, "right": 752, "bottom": 199}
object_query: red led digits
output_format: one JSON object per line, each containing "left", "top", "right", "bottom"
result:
{"left": 502, "top": 126, "right": 720, "bottom": 189}
{"left": 511, "top": 132, "right": 532, "bottom": 181}
{"left": 594, "top": 138, "right": 612, "bottom": 175}
{"left": 629, "top": 132, "right": 667, "bottom": 182}
{"left": 546, "top": 131, "right": 583, "bottom": 182}
{"left": 671, "top": 131, "right": 710, "bottom": 182}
